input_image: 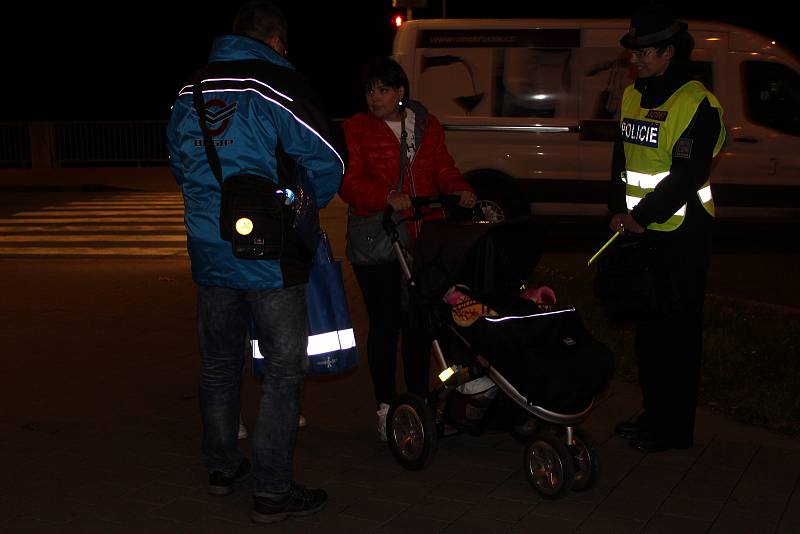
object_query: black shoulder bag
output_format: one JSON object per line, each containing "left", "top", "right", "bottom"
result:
{"left": 593, "top": 235, "right": 680, "bottom": 322}
{"left": 192, "top": 81, "right": 290, "bottom": 260}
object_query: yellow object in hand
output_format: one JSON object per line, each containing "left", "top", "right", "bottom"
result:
{"left": 587, "top": 232, "right": 620, "bottom": 267}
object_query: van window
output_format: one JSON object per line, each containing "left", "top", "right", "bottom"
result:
{"left": 417, "top": 47, "right": 577, "bottom": 119}
{"left": 579, "top": 49, "right": 634, "bottom": 120}
{"left": 415, "top": 28, "right": 581, "bottom": 119}
{"left": 496, "top": 48, "right": 575, "bottom": 118}
{"left": 744, "top": 61, "right": 800, "bottom": 135}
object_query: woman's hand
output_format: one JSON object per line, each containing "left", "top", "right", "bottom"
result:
{"left": 387, "top": 191, "right": 412, "bottom": 211}
{"left": 609, "top": 213, "right": 645, "bottom": 234}
{"left": 456, "top": 190, "right": 477, "bottom": 208}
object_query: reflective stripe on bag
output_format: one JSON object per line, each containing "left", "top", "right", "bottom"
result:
{"left": 252, "top": 329, "right": 355, "bottom": 359}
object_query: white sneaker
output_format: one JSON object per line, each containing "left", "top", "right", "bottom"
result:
{"left": 377, "top": 403, "right": 390, "bottom": 442}
{"left": 298, "top": 414, "right": 307, "bottom": 428}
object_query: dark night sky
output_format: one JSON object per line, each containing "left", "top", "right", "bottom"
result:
{"left": 3, "top": 1, "right": 797, "bottom": 122}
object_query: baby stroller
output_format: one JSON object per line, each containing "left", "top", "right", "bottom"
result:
{"left": 382, "top": 196, "right": 614, "bottom": 498}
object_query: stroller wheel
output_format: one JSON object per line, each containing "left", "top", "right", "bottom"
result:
{"left": 524, "top": 432, "right": 574, "bottom": 498}
{"left": 473, "top": 200, "right": 505, "bottom": 223}
{"left": 387, "top": 393, "right": 438, "bottom": 471}
{"left": 567, "top": 428, "right": 598, "bottom": 492}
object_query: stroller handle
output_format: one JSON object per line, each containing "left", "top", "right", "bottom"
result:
{"left": 411, "top": 194, "right": 462, "bottom": 211}
{"left": 382, "top": 194, "right": 464, "bottom": 233}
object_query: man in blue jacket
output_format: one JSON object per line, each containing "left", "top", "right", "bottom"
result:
{"left": 166, "top": 0, "right": 344, "bottom": 523}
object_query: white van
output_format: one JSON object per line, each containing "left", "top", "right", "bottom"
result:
{"left": 392, "top": 19, "right": 800, "bottom": 219}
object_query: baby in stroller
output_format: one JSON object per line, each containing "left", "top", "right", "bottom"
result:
{"left": 382, "top": 197, "right": 614, "bottom": 498}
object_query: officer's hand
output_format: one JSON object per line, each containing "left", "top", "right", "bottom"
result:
{"left": 610, "top": 213, "right": 645, "bottom": 234}
{"left": 387, "top": 191, "right": 412, "bottom": 211}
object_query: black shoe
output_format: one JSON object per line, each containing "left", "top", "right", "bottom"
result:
{"left": 208, "top": 458, "right": 251, "bottom": 496}
{"left": 251, "top": 483, "right": 328, "bottom": 524}
{"left": 614, "top": 413, "right": 651, "bottom": 440}
{"left": 629, "top": 436, "right": 693, "bottom": 453}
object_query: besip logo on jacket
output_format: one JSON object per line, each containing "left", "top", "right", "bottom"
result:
{"left": 194, "top": 99, "right": 237, "bottom": 148}
{"left": 621, "top": 118, "right": 660, "bottom": 148}
{"left": 202, "top": 100, "right": 238, "bottom": 136}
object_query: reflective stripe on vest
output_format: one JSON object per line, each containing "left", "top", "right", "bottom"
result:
{"left": 623, "top": 170, "right": 714, "bottom": 230}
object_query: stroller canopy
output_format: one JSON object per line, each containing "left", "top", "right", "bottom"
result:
{"left": 413, "top": 218, "right": 542, "bottom": 300}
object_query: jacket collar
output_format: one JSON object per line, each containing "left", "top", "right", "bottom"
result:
{"left": 405, "top": 100, "right": 428, "bottom": 139}
{"left": 634, "top": 59, "right": 691, "bottom": 108}
{"left": 208, "top": 35, "right": 294, "bottom": 70}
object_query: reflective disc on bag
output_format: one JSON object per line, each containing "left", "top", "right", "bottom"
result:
{"left": 235, "top": 217, "right": 254, "bottom": 235}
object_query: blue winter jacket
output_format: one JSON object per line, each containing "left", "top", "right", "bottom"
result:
{"left": 167, "top": 35, "right": 345, "bottom": 289}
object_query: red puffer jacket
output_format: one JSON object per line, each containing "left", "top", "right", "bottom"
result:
{"left": 339, "top": 101, "right": 472, "bottom": 221}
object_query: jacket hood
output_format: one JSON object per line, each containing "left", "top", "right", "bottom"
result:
{"left": 209, "top": 35, "right": 293, "bottom": 69}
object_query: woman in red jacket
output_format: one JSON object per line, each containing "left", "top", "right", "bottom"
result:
{"left": 339, "top": 58, "right": 475, "bottom": 441}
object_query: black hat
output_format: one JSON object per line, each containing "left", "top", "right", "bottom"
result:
{"left": 620, "top": 4, "right": 688, "bottom": 49}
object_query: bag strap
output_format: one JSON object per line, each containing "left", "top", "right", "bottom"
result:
{"left": 398, "top": 112, "right": 408, "bottom": 190}
{"left": 191, "top": 78, "right": 223, "bottom": 187}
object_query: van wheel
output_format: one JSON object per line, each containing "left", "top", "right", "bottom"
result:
{"left": 465, "top": 171, "right": 530, "bottom": 220}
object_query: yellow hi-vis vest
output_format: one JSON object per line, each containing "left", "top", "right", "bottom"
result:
{"left": 620, "top": 80, "right": 725, "bottom": 231}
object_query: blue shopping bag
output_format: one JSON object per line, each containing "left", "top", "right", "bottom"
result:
{"left": 252, "top": 231, "right": 358, "bottom": 376}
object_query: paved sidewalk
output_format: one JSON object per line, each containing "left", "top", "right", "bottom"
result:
{"left": 1, "top": 171, "right": 798, "bottom": 532}
{"left": 2, "top": 255, "right": 799, "bottom": 534}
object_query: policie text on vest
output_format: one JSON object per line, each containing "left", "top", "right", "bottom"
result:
{"left": 621, "top": 119, "right": 660, "bottom": 148}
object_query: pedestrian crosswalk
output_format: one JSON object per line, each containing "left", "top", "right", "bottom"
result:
{"left": 0, "top": 192, "right": 189, "bottom": 258}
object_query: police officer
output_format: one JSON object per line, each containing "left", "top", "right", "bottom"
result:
{"left": 609, "top": 4, "right": 725, "bottom": 453}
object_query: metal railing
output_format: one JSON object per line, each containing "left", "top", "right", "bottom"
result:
{"left": 56, "top": 121, "right": 169, "bottom": 166}
{"left": 0, "top": 123, "right": 32, "bottom": 167}
{"left": 1, "top": 119, "right": 345, "bottom": 168}
{"left": 0, "top": 121, "right": 169, "bottom": 168}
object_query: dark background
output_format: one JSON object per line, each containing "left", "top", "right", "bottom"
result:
{"left": 3, "top": 1, "right": 797, "bottom": 122}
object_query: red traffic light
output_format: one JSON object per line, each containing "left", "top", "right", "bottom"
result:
{"left": 393, "top": 14, "right": 404, "bottom": 28}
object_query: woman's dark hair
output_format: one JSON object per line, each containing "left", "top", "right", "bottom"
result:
{"left": 362, "top": 57, "right": 410, "bottom": 109}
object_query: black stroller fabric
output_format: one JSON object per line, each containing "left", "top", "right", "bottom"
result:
{"left": 462, "top": 301, "right": 614, "bottom": 413}
{"left": 412, "top": 218, "right": 613, "bottom": 414}
{"left": 413, "top": 218, "right": 542, "bottom": 300}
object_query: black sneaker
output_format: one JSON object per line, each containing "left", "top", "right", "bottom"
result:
{"left": 251, "top": 483, "right": 328, "bottom": 523}
{"left": 208, "top": 458, "right": 251, "bottom": 496}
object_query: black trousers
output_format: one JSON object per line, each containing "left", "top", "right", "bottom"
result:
{"left": 352, "top": 261, "right": 431, "bottom": 406}
{"left": 635, "top": 222, "right": 711, "bottom": 443}
{"left": 636, "top": 305, "right": 704, "bottom": 442}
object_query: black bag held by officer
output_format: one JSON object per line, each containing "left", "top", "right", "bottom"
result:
{"left": 593, "top": 235, "right": 680, "bottom": 322}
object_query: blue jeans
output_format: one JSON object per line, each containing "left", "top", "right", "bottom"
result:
{"left": 197, "top": 283, "right": 308, "bottom": 495}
